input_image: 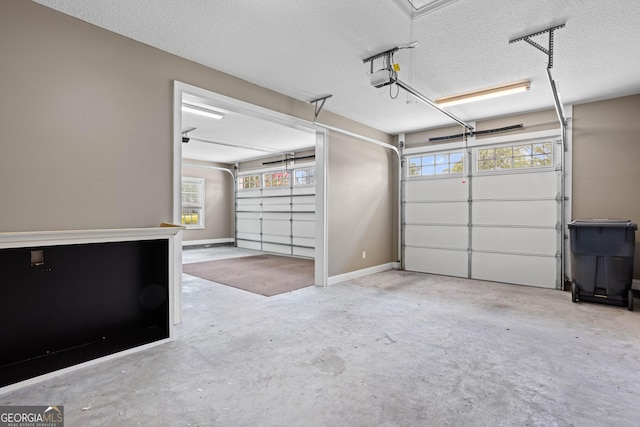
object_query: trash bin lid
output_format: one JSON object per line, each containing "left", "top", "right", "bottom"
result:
{"left": 568, "top": 219, "right": 638, "bottom": 229}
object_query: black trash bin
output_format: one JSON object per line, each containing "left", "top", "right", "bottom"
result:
{"left": 568, "top": 219, "right": 637, "bottom": 310}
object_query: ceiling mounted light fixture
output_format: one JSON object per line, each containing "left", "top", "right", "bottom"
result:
{"left": 181, "top": 103, "right": 225, "bottom": 120}
{"left": 435, "top": 80, "right": 531, "bottom": 107}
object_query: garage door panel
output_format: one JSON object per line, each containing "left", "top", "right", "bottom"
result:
{"left": 405, "top": 247, "right": 468, "bottom": 277}
{"left": 263, "top": 199, "right": 290, "bottom": 211}
{"left": 293, "top": 212, "right": 314, "bottom": 221}
{"left": 472, "top": 252, "right": 557, "bottom": 288}
{"left": 473, "top": 227, "right": 557, "bottom": 255}
{"left": 293, "top": 247, "right": 315, "bottom": 258}
{"left": 237, "top": 219, "right": 261, "bottom": 233}
{"left": 237, "top": 212, "right": 260, "bottom": 220}
{"left": 263, "top": 212, "right": 290, "bottom": 221}
{"left": 405, "top": 179, "right": 468, "bottom": 202}
{"left": 237, "top": 240, "right": 261, "bottom": 250}
{"left": 263, "top": 243, "right": 291, "bottom": 255}
{"left": 264, "top": 189, "right": 290, "bottom": 197}
{"left": 263, "top": 220, "right": 290, "bottom": 236}
{"left": 405, "top": 225, "right": 467, "bottom": 250}
{"left": 473, "top": 200, "right": 557, "bottom": 227}
{"left": 293, "top": 195, "right": 315, "bottom": 205}
{"left": 474, "top": 171, "right": 557, "bottom": 199}
{"left": 292, "top": 236, "right": 314, "bottom": 247}
{"left": 263, "top": 234, "right": 290, "bottom": 244}
{"left": 237, "top": 232, "right": 260, "bottom": 241}
{"left": 237, "top": 199, "right": 261, "bottom": 211}
{"left": 405, "top": 202, "right": 468, "bottom": 224}
{"left": 292, "top": 205, "right": 314, "bottom": 213}
{"left": 291, "top": 195, "right": 316, "bottom": 212}
{"left": 263, "top": 197, "right": 289, "bottom": 206}
{"left": 238, "top": 190, "right": 261, "bottom": 198}
{"left": 293, "top": 221, "right": 314, "bottom": 238}
{"left": 292, "top": 187, "right": 314, "bottom": 196}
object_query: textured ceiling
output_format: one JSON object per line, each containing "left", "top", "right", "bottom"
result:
{"left": 181, "top": 94, "right": 316, "bottom": 164}
{"left": 31, "top": 0, "right": 640, "bottom": 160}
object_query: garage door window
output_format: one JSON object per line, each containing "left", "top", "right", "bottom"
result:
{"left": 407, "top": 151, "right": 463, "bottom": 177}
{"left": 294, "top": 168, "right": 316, "bottom": 186}
{"left": 238, "top": 174, "right": 261, "bottom": 190}
{"left": 264, "top": 171, "right": 290, "bottom": 189}
{"left": 477, "top": 141, "right": 553, "bottom": 172}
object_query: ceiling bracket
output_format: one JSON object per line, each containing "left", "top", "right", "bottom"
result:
{"left": 181, "top": 127, "right": 196, "bottom": 143}
{"left": 362, "top": 47, "right": 399, "bottom": 66}
{"left": 509, "top": 23, "right": 565, "bottom": 69}
{"left": 510, "top": 23, "right": 567, "bottom": 142}
{"left": 310, "top": 95, "right": 333, "bottom": 121}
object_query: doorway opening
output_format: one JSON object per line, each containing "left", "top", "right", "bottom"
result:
{"left": 173, "top": 82, "right": 327, "bottom": 312}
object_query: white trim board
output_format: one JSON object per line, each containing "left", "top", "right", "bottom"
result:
{"left": 182, "top": 238, "right": 234, "bottom": 247}
{"left": 0, "top": 225, "right": 183, "bottom": 249}
{"left": 327, "top": 262, "right": 399, "bottom": 286}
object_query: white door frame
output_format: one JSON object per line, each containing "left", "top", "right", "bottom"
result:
{"left": 172, "top": 81, "right": 328, "bottom": 323}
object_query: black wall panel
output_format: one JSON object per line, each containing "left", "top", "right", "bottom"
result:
{"left": 0, "top": 239, "right": 170, "bottom": 387}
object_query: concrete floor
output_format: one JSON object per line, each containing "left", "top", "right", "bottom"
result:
{"left": 2, "top": 247, "right": 640, "bottom": 426}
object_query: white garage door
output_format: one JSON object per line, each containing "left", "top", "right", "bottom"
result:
{"left": 403, "top": 133, "right": 562, "bottom": 289}
{"left": 236, "top": 167, "right": 315, "bottom": 258}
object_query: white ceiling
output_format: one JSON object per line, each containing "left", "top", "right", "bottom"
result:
{"left": 33, "top": 0, "right": 640, "bottom": 162}
{"left": 180, "top": 94, "right": 316, "bottom": 164}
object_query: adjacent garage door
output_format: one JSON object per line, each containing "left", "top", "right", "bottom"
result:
{"left": 236, "top": 167, "right": 315, "bottom": 258}
{"left": 403, "top": 133, "right": 562, "bottom": 289}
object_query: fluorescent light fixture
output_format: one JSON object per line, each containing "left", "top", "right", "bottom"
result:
{"left": 398, "top": 41, "right": 420, "bottom": 49}
{"left": 435, "top": 80, "right": 530, "bottom": 107}
{"left": 181, "top": 103, "right": 225, "bottom": 120}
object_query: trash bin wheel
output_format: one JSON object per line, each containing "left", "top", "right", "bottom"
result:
{"left": 628, "top": 289, "right": 634, "bottom": 312}
{"left": 572, "top": 282, "right": 579, "bottom": 303}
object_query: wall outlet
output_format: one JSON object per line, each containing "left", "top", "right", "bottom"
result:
{"left": 362, "top": 251, "right": 366, "bottom": 259}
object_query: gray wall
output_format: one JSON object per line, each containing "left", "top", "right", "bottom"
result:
{"left": 0, "top": 1, "right": 391, "bottom": 233}
{"left": 328, "top": 131, "right": 399, "bottom": 276}
{"left": 181, "top": 160, "right": 234, "bottom": 242}
{"left": 573, "top": 94, "right": 640, "bottom": 278}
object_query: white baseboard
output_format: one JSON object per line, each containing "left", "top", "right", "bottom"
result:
{"left": 182, "top": 238, "right": 234, "bottom": 247}
{"left": 327, "top": 262, "right": 399, "bottom": 286}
